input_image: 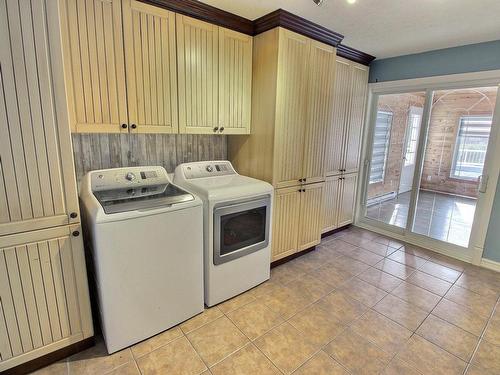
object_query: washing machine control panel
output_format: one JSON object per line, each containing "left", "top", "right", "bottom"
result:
{"left": 91, "top": 166, "right": 169, "bottom": 191}
{"left": 182, "top": 161, "right": 236, "bottom": 179}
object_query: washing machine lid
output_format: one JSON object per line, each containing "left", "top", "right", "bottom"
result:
{"left": 93, "top": 183, "right": 194, "bottom": 214}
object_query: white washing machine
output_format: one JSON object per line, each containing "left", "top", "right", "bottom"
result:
{"left": 174, "top": 161, "right": 273, "bottom": 306}
{"left": 80, "top": 166, "right": 204, "bottom": 353}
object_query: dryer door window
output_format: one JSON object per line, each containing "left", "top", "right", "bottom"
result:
{"left": 213, "top": 196, "right": 271, "bottom": 265}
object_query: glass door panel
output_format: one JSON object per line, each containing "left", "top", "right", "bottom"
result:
{"left": 365, "top": 92, "right": 426, "bottom": 228}
{"left": 412, "top": 86, "right": 498, "bottom": 247}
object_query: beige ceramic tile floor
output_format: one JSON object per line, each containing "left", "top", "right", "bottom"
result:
{"left": 33, "top": 227, "right": 500, "bottom": 375}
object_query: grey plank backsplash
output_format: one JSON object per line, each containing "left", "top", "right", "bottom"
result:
{"left": 72, "top": 133, "right": 227, "bottom": 185}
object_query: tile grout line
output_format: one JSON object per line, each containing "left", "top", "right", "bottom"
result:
{"left": 461, "top": 296, "right": 500, "bottom": 375}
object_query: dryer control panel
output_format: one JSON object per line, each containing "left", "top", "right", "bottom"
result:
{"left": 181, "top": 161, "right": 236, "bottom": 179}
{"left": 90, "top": 166, "right": 170, "bottom": 191}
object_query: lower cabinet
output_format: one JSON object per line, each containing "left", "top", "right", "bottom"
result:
{"left": 323, "top": 173, "right": 358, "bottom": 232}
{"left": 272, "top": 182, "right": 324, "bottom": 261}
{"left": 0, "top": 225, "right": 92, "bottom": 371}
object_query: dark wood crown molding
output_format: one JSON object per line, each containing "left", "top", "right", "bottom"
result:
{"left": 140, "top": 0, "right": 254, "bottom": 35}
{"left": 337, "top": 44, "right": 376, "bottom": 65}
{"left": 253, "top": 9, "right": 344, "bottom": 48}
{"left": 137, "top": 1, "right": 376, "bottom": 65}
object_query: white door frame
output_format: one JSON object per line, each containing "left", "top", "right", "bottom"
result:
{"left": 398, "top": 106, "right": 423, "bottom": 195}
{"left": 355, "top": 69, "right": 500, "bottom": 265}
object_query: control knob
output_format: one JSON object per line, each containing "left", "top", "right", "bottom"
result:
{"left": 125, "top": 172, "right": 136, "bottom": 181}
{"left": 206, "top": 165, "right": 213, "bottom": 172}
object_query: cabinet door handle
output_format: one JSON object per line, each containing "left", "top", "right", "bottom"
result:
{"left": 219, "top": 127, "right": 224, "bottom": 132}
{"left": 303, "top": 178, "right": 307, "bottom": 182}
{"left": 121, "top": 123, "right": 128, "bottom": 129}
{"left": 131, "top": 124, "right": 137, "bottom": 129}
{"left": 72, "top": 231, "right": 80, "bottom": 237}
{"left": 69, "top": 212, "right": 78, "bottom": 219}
{"left": 298, "top": 178, "right": 303, "bottom": 183}
{"left": 213, "top": 126, "right": 219, "bottom": 132}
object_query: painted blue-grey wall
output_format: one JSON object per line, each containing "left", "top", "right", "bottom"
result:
{"left": 369, "top": 40, "right": 500, "bottom": 83}
{"left": 368, "top": 40, "right": 500, "bottom": 262}
{"left": 483, "top": 179, "right": 500, "bottom": 262}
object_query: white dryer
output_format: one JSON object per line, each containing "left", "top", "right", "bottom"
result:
{"left": 80, "top": 166, "right": 204, "bottom": 353}
{"left": 174, "top": 161, "right": 273, "bottom": 306}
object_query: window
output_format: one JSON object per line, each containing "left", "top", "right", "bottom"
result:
{"left": 369, "top": 110, "right": 393, "bottom": 183}
{"left": 451, "top": 116, "right": 492, "bottom": 180}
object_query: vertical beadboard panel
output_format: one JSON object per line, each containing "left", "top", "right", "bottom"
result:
{"left": 218, "top": 28, "right": 252, "bottom": 133}
{"left": 323, "top": 175, "right": 341, "bottom": 232}
{"left": 176, "top": 15, "right": 218, "bottom": 134}
{"left": 325, "top": 58, "right": 351, "bottom": 176}
{"left": 338, "top": 173, "right": 358, "bottom": 226}
{"left": 298, "top": 183, "right": 324, "bottom": 250}
{"left": 274, "top": 30, "right": 309, "bottom": 188}
{"left": 272, "top": 187, "right": 300, "bottom": 261}
{"left": 344, "top": 65, "right": 369, "bottom": 174}
{"left": 303, "top": 41, "right": 336, "bottom": 183}
{"left": 72, "top": 134, "right": 227, "bottom": 185}
{"left": 123, "top": 1, "right": 178, "bottom": 133}
{"left": 0, "top": 232, "right": 78, "bottom": 360}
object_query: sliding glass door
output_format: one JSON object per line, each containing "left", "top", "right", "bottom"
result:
{"left": 412, "top": 87, "right": 497, "bottom": 247}
{"left": 365, "top": 92, "right": 426, "bottom": 229}
{"left": 361, "top": 84, "right": 499, "bottom": 251}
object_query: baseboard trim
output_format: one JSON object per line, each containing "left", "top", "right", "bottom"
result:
{"left": 321, "top": 224, "right": 351, "bottom": 238}
{"left": 271, "top": 246, "right": 316, "bottom": 268}
{"left": 3, "top": 337, "right": 95, "bottom": 375}
{"left": 480, "top": 258, "right": 500, "bottom": 272}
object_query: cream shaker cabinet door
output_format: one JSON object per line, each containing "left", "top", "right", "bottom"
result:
{"left": 343, "top": 64, "right": 369, "bottom": 174}
{"left": 0, "top": 0, "right": 79, "bottom": 236}
{"left": 272, "top": 187, "right": 301, "bottom": 261}
{"left": 59, "top": 0, "right": 128, "bottom": 133}
{"left": 325, "top": 58, "right": 351, "bottom": 176}
{"left": 323, "top": 175, "right": 341, "bottom": 233}
{"left": 338, "top": 173, "right": 358, "bottom": 227}
{"left": 123, "top": 0, "right": 178, "bottom": 133}
{"left": 298, "top": 182, "right": 324, "bottom": 251}
{"left": 0, "top": 225, "right": 92, "bottom": 370}
{"left": 273, "top": 29, "right": 310, "bottom": 188}
{"left": 177, "top": 15, "right": 219, "bottom": 134}
{"left": 302, "top": 41, "right": 336, "bottom": 184}
{"left": 218, "top": 28, "right": 252, "bottom": 134}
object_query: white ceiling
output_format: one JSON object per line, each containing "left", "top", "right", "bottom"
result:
{"left": 199, "top": 0, "right": 500, "bottom": 59}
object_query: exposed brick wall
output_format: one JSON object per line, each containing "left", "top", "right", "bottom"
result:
{"left": 367, "top": 92, "right": 425, "bottom": 199}
{"left": 420, "top": 88, "right": 497, "bottom": 198}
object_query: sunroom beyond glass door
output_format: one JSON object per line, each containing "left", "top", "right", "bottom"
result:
{"left": 412, "top": 86, "right": 498, "bottom": 247}
{"left": 365, "top": 92, "right": 426, "bottom": 228}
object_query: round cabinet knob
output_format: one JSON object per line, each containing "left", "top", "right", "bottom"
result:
{"left": 219, "top": 127, "right": 224, "bottom": 132}
{"left": 72, "top": 231, "right": 80, "bottom": 237}
{"left": 70, "top": 212, "right": 78, "bottom": 219}
{"left": 206, "top": 166, "right": 213, "bottom": 172}
{"left": 213, "top": 126, "right": 219, "bottom": 132}
{"left": 131, "top": 124, "right": 137, "bottom": 129}
{"left": 121, "top": 123, "right": 128, "bottom": 129}
{"left": 125, "top": 172, "right": 136, "bottom": 181}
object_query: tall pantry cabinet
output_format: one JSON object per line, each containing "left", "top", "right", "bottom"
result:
{"left": 323, "top": 57, "right": 369, "bottom": 233}
{"left": 0, "top": 0, "right": 92, "bottom": 371}
{"left": 228, "top": 28, "right": 337, "bottom": 261}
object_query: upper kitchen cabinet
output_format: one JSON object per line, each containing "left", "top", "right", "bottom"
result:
{"left": 218, "top": 28, "right": 253, "bottom": 134}
{"left": 122, "top": 1, "right": 178, "bottom": 133}
{"left": 325, "top": 56, "right": 369, "bottom": 176}
{"left": 176, "top": 16, "right": 218, "bottom": 134}
{"left": 59, "top": 0, "right": 128, "bottom": 133}
{"left": 177, "top": 15, "right": 252, "bottom": 135}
